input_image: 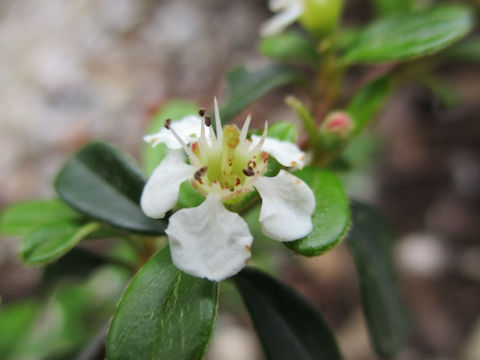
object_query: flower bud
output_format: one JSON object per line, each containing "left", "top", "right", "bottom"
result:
{"left": 299, "top": 0, "right": 343, "bottom": 38}
{"left": 320, "top": 111, "right": 353, "bottom": 138}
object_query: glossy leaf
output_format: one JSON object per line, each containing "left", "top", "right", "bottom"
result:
{"left": 106, "top": 247, "right": 218, "bottom": 360}
{"left": 142, "top": 100, "right": 199, "bottom": 176}
{"left": 220, "top": 65, "right": 304, "bottom": 123}
{"left": 55, "top": 142, "right": 166, "bottom": 235}
{"left": 260, "top": 31, "right": 318, "bottom": 65}
{"left": 0, "top": 199, "right": 79, "bottom": 237}
{"left": 341, "top": 4, "right": 474, "bottom": 64}
{"left": 234, "top": 268, "right": 342, "bottom": 360}
{"left": 286, "top": 166, "right": 350, "bottom": 256}
{"left": 347, "top": 77, "right": 392, "bottom": 136}
{"left": 346, "top": 201, "right": 410, "bottom": 359}
{"left": 21, "top": 221, "right": 100, "bottom": 265}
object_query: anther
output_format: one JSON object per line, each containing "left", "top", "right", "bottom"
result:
{"left": 164, "top": 118, "right": 172, "bottom": 129}
{"left": 242, "top": 167, "right": 255, "bottom": 177}
{"left": 198, "top": 108, "right": 206, "bottom": 117}
{"left": 205, "top": 115, "right": 211, "bottom": 127}
{"left": 194, "top": 166, "right": 208, "bottom": 183}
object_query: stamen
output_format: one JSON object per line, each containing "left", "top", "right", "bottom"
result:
{"left": 166, "top": 122, "right": 201, "bottom": 166}
{"left": 242, "top": 167, "right": 255, "bottom": 177}
{"left": 198, "top": 108, "right": 206, "bottom": 117}
{"left": 214, "top": 97, "right": 223, "bottom": 142}
{"left": 164, "top": 118, "right": 172, "bottom": 129}
{"left": 240, "top": 113, "right": 252, "bottom": 143}
{"left": 205, "top": 115, "right": 211, "bottom": 127}
{"left": 249, "top": 121, "right": 268, "bottom": 155}
{"left": 199, "top": 117, "right": 209, "bottom": 155}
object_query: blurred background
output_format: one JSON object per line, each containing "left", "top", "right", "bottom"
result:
{"left": 0, "top": 0, "right": 479, "bottom": 359}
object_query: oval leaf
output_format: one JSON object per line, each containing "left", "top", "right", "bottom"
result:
{"left": 346, "top": 201, "right": 410, "bottom": 358}
{"left": 234, "top": 268, "right": 342, "bottom": 360}
{"left": 286, "top": 167, "right": 350, "bottom": 256}
{"left": 106, "top": 247, "right": 218, "bottom": 360}
{"left": 220, "top": 65, "right": 304, "bottom": 123}
{"left": 0, "top": 199, "right": 80, "bottom": 237}
{"left": 21, "top": 221, "right": 100, "bottom": 265}
{"left": 341, "top": 4, "right": 474, "bottom": 64}
{"left": 260, "top": 31, "right": 318, "bottom": 65}
{"left": 55, "top": 142, "right": 166, "bottom": 235}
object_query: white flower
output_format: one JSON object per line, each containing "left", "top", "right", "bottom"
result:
{"left": 141, "top": 99, "right": 315, "bottom": 281}
{"left": 260, "top": 0, "right": 304, "bottom": 37}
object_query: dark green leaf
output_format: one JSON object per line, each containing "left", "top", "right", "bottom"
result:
{"left": 55, "top": 142, "right": 166, "bottom": 235}
{"left": 21, "top": 221, "right": 100, "bottom": 264}
{"left": 372, "top": 0, "right": 411, "bottom": 16}
{"left": 346, "top": 201, "right": 410, "bottom": 359}
{"left": 341, "top": 4, "right": 474, "bottom": 64}
{"left": 106, "top": 247, "right": 218, "bottom": 360}
{"left": 0, "top": 199, "right": 79, "bottom": 237}
{"left": 260, "top": 31, "right": 318, "bottom": 65}
{"left": 0, "top": 301, "right": 39, "bottom": 359}
{"left": 234, "top": 268, "right": 342, "bottom": 360}
{"left": 142, "top": 100, "right": 199, "bottom": 175}
{"left": 220, "top": 65, "right": 304, "bottom": 123}
{"left": 347, "top": 77, "right": 392, "bottom": 136}
{"left": 446, "top": 35, "right": 480, "bottom": 64}
{"left": 286, "top": 166, "right": 350, "bottom": 256}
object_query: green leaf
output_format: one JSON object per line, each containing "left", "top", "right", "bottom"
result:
{"left": 346, "top": 201, "right": 410, "bottom": 359}
{"left": 55, "top": 142, "right": 166, "bottom": 235}
{"left": 21, "top": 221, "right": 100, "bottom": 265}
{"left": 260, "top": 31, "right": 318, "bottom": 65}
{"left": 0, "top": 199, "right": 79, "bottom": 237}
{"left": 341, "top": 4, "right": 474, "bottom": 64}
{"left": 106, "top": 247, "right": 218, "bottom": 360}
{"left": 220, "top": 65, "right": 304, "bottom": 123}
{"left": 267, "top": 121, "right": 298, "bottom": 143}
{"left": 286, "top": 166, "right": 350, "bottom": 256}
{"left": 234, "top": 268, "right": 342, "bottom": 360}
{"left": 142, "top": 100, "right": 199, "bottom": 176}
{"left": 372, "top": 0, "right": 411, "bottom": 15}
{"left": 0, "top": 301, "right": 39, "bottom": 359}
{"left": 347, "top": 77, "right": 392, "bottom": 136}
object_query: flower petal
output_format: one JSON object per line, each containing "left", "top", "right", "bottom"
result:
{"left": 144, "top": 115, "right": 210, "bottom": 150}
{"left": 255, "top": 170, "right": 315, "bottom": 241}
{"left": 250, "top": 135, "right": 306, "bottom": 169}
{"left": 260, "top": 0, "right": 303, "bottom": 37}
{"left": 141, "top": 150, "right": 196, "bottom": 218}
{"left": 166, "top": 193, "right": 252, "bottom": 281}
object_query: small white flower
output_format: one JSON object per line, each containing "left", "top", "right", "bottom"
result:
{"left": 260, "top": 0, "right": 304, "bottom": 37}
{"left": 141, "top": 99, "right": 315, "bottom": 281}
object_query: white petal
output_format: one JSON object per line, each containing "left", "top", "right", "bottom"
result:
{"left": 260, "top": 0, "right": 303, "bottom": 37}
{"left": 144, "top": 115, "right": 209, "bottom": 150}
{"left": 166, "top": 193, "right": 252, "bottom": 281}
{"left": 141, "top": 150, "right": 196, "bottom": 218}
{"left": 255, "top": 170, "right": 315, "bottom": 242}
{"left": 250, "top": 135, "right": 306, "bottom": 169}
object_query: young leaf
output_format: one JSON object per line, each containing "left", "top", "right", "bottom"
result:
{"left": 347, "top": 77, "right": 392, "bottom": 136}
{"left": 21, "top": 221, "right": 100, "bottom": 265}
{"left": 341, "top": 4, "right": 474, "bottom": 64}
{"left": 106, "top": 247, "right": 218, "bottom": 360}
{"left": 0, "top": 199, "right": 80, "bottom": 237}
{"left": 142, "top": 100, "right": 199, "bottom": 176}
{"left": 55, "top": 142, "right": 166, "bottom": 235}
{"left": 220, "top": 65, "right": 304, "bottom": 123}
{"left": 260, "top": 31, "right": 318, "bottom": 65}
{"left": 286, "top": 166, "right": 350, "bottom": 256}
{"left": 233, "top": 268, "right": 342, "bottom": 360}
{"left": 346, "top": 201, "right": 410, "bottom": 359}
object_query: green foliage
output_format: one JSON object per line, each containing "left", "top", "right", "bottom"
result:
{"left": 341, "top": 4, "right": 474, "bottom": 64}
{"left": 267, "top": 121, "right": 298, "bottom": 143}
{"left": 20, "top": 221, "right": 99, "bottom": 265}
{"left": 260, "top": 31, "right": 318, "bottom": 65}
{"left": 234, "top": 268, "right": 342, "bottom": 360}
{"left": 346, "top": 201, "right": 410, "bottom": 359}
{"left": 0, "top": 199, "right": 80, "bottom": 237}
{"left": 106, "top": 247, "right": 218, "bottom": 360}
{"left": 447, "top": 36, "right": 480, "bottom": 64}
{"left": 347, "top": 77, "right": 392, "bottom": 136}
{"left": 372, "top": 0, "right": 411, "bottom": 15}
{"left": 142, "top": 100, "right": 199, "bottom": 176}
{"left": 220, "top": 65, "right": 304, "bottom": 123}
{"left": 55, "top": 142, "right": 166, "bottom": 235}
{"left": 286, "top": 166, "right": 350, "bottom": 256}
